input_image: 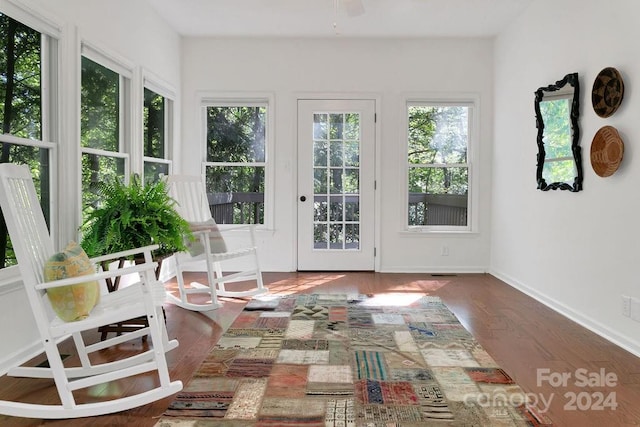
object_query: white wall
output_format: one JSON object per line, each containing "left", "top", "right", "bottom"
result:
{"left": 180, "top": 37, "right": 494, "bottom": 272}
{"left": 492, "top": 0, "right": 640, "bottom": 355}
{"left": 0, "top": 0, "right": 181, "bottom": 373}
{"left": 27, "top": 0, "right": 181, "bottom": 86}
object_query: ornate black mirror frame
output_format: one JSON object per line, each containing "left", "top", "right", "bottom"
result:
{"left": 534, "top": 72, "right": 582, "bottom": 191}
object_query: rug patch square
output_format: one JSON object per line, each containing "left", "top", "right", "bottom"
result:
{"left": 421, "top": 348, "right": 479, "bottom": 367}
{"left": 308, "top": 364, "right": 352, "bottom": 383}
{"left": 328, "top": 306, "right": 348, "bottom": 322}
{"left": 164, "top": 390, "right": 234, "bottom": 418}
{"left": 277, "top": 349, "right": 330, "bottom": 364}
{"left": 371, "top": 313, "right": 405, "bottom": 325}
{"left": 408, "top": 322, "right": 438, "bottom": 339}
{"left": 254, "top": 315, "right": 289, "bottom": 329}
{"left": 354, "top": 350, "right": 388, "bottom": 380}
{"left": 389, "top": 368, "right": 436, "bottom": 382}
{"left": 384, "top": 351, "right": 424, "bottom": 370}
{"left": 281, "top": 339, "right": 329, "bottom": 351}
{"left": 216, "top": 336, "right": 262, "bottom": 350}
{"left": 357, "top": 402, "right": 423, "bottom": 422}
{"left": 224, "top": 378, "right": 267, "bottom": 419}
{"left": 225, "top": 358, "right": 274, "bottom": 378}
{"left": 394, "top": 330, "right": 420, "bottom": 353}
{"left": 325, "top": 398, "right": 355, "bottom": 426}
{"left": 350, "top": 327, "right": 396, "bottom": 350}
{"left": 347, "top": 309, "right": 375, "bottom": 328}
{"left": 237, "top": 348, "right": 279, "bottom": 360}
{"left": 259, "top": 397, "right": 326, "bottom": 419}
{"left": 183, "top": 377, "right": 239, "bottom": 393}
{"left": 307, "top": 365, "right": 354, "bottom": 395}
{"left": 265, "top": 364, "right": 308, "bottom": 398}
{"left": 193, "top": 349, "right": 238, "bottom": 377}
{"left": 285, "top": 319, "right": 315, "bottom": 339}
{"left": 465, "top": 367, "right": 515, "bottom": 384}
{"left": 229, "top": 312, "right": 261, "bottom": 328}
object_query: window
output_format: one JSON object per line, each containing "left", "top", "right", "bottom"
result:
{"left": 0, "top": 11, "right": 56, "bottom": 268}
{"left": 407, "top": 102, "right": 472, "bottom": 230}
{"left": 204, "top": 102, "right": 268, "bottom": 225}
{"left": 143, "top": 87, "right": 172, "bottom": 182}
{"left": 80, "top": 51, "right": 131, "bottom": 220}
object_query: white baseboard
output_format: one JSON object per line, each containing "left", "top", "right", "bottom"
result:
{"left": 489, "top": 269, "right": 640, "bottom": 359}
{"left": 380, "top": 265, "right": 488, "bottom": 274}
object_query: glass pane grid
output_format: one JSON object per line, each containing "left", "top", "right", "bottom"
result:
{"left": 312, "top": 112, "right": 361, "bottom": 250}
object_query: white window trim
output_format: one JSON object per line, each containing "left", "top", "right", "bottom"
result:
{"left": 2, "top": 0, "right": 61, "bottom": 38}
{"left": 81, "top": 43, "right": 134, "bottom": 80}
{"left": 400, "top": 93, "right": 480, "bottom": 235}
{"left": 197, "top": 91, "right": 275, "bottom": 230}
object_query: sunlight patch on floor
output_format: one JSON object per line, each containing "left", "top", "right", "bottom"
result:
{"left": 358, "top": 293, "right": 425, "bottom": 307}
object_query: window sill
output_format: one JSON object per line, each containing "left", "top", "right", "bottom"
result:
{"left": 399, "top": 229, "right": 479, "bottom": 237}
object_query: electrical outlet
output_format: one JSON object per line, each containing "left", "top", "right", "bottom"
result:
{"left": 622, "top": 295, "right": 631, "bottom": 317}
{"left": 441, "top": 246, "right": 449, "bottom": 256}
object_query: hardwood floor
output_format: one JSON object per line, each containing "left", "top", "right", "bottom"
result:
{"left": 1, "top": 272, "right": 639, "bottom": 426}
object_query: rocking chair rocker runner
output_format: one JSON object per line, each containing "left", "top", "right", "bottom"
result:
{"left": 165, "top": 174, "right": 267, "bottom": 311}
{"left": 0, "top": 164, "right": 182, "bottom": 419}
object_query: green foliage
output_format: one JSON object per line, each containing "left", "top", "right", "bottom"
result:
{"left": 407, "top": 105, "right": 470, "bottom": 226}
{"left": 0, "top": 13, "right": 42, "bottom": 140}
{"left": 144, "top": 88, "right": 165, "bottom": 159}
{"left": 0, "top": 13, "right": 47, "bottom": 267}
{"left": 80, "top": 174, "right": 192, "bottom": 259}
{"left": 539, "top": 97, "right": 575, "bottom": 183}
{"left": 540, "top": 98, "right": 572, "bottom": 158}
{"left": 205, "top": 106, "right": 266, "bottom": 224}
{"left": 80, "top": 57, "right": 119, "bottom": 151}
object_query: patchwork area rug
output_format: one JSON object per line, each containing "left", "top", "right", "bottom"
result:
{"left": 155, "top": 293, "right": 552, "bottom": 426}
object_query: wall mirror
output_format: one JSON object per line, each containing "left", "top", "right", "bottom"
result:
{"left": 534, "top": 72, "right": 582, "bottom": 191}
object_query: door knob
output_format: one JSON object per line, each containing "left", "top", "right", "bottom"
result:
{"left": 300, "top": 196, "right": 306, "bottom": 202}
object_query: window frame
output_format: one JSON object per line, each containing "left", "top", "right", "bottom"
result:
{"left": 79, "top": 43, "right": 133, "bottom": 221}
{"left": 0, "top": 3, "right": 60, "bottom": 278}
{"left": 142, "top": 70, "right": 175, "bottom": 182}
{"left": 199, "top": 92, "right": 275, "bottom": 230}
{"left": 402, "top": 95, "right": 479, "bottom": 234}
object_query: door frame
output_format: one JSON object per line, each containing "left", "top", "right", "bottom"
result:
{"left": 293, "top": 92, "right": 382, "bottom": 272}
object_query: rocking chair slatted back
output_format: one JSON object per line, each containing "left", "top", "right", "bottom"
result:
{"left": 3, "top": 168, "right": 54, "bottom": 287}
{"left": 167, "top": 174, "right": 211, "bottom": 223}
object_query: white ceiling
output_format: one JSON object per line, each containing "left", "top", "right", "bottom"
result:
{"left": 144, "top": 0, "right": 533, "bottom": 38}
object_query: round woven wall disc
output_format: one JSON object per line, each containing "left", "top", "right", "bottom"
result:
{"left": 590, "top": 125, "right": 624, "bottom": 177}
{"left": 592, "top": 67, "right": 624, "bottom": 118}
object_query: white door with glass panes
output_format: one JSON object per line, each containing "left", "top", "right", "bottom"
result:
{"left": 297, "top": 99, "right": 375, "bottom": 270}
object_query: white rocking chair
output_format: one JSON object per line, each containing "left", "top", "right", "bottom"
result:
{"left": 0, "top": 163, "right": 182, "bottom": 419}
{"left": 165, "top": 174, "right": 267, "bottom": 311}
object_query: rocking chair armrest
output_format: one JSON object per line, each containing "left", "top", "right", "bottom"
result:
{"left": 219, "top": 224, "right": 257, "bottom": 245}
{"left": 35, "top": 262, "right": 159, "bottom": 290}
{"left": 89, "top": 244, "right": 160, "bottom": 264}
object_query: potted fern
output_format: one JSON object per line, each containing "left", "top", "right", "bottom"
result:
{"left": 80, "top": 174, "right": 192, "bottom": 260}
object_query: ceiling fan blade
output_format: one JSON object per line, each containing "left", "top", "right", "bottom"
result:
{"left": 343, "top": 0, "right": 365, "bottom": 17}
